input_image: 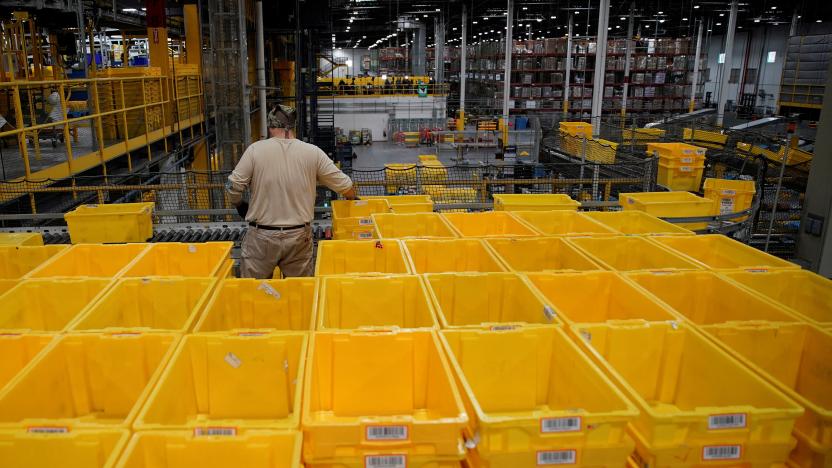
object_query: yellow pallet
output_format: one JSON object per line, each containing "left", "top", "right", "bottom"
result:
{"left": 440, "top": 327, "right": 637, "bottom": 467}
{"left": 302, "top": 330, "right": 467, "bottom": 460}
{"left": 0, "top": 333, "right": 178, "bottom": 430}
{"left": 0, "top": 429, "right": 129, "bottom": 468}
{"left": 485, "top": 237, "right": 603, "bottom": 273}
{"left": 194, "top": 278, "right": 317, "bottom": 333}
{"left": 64, "top": 203, "right": 154, "bottom": 244}
{"left": 573, "top": 321, "right": 803, "bottom": 464}
{"left": 315, "top": 239, "right": 411, "bottom": 276}
{"left": 403, "top": 239, "right": 507, "bottom": 273}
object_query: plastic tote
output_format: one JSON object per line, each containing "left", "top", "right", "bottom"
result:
{"left": 64, "top": 202, "right": 154, "bottom": 243}
{"left": 27, "top": 243, "right": 150, "bottom": 278}
{"left": 0, "top": 279, "right": 18, "bottom": 296}
{"left": 69, "top": 277, "right": 217, "bottom": 333}
{"left": 314, "top": 239, "right": 411, "bottom": 276}
{"left": 134, "top": 332, "right": 307, "bottom": 431}
{"left": 317, "top": 275, "right": 438, "bottom": 331}
{"left": 584, "top": 211, "right": 694, "bottom": 236}
{"left": 724, "top": 269, "right": 832, "bottom": 329}
{"left": 573, "top": 322, "right": 803, "bottom": 467}
{"left": 485, "top": 237, "right": 602, "bottom": 273}
{"left": 194, "top": 278, "right": 317, "bottom": 333}
{"left": 657, "top": 159, "right": 706, "bottom": 192}
{"left": 512, "top": 210, "right": 618, "bottom": 237}
{"left": 0, "top": 232, "right": 43, "bottom": 246}
{"left": 0, "top": 334, "right": 55, "bottom": 391}
{"left": 372, "top": 213, "right": 458, "bottom": 239}
{"left": 0, "top": 429, "right": 129, "bottom": 468}
{"left": 302, "top": 330, "right": 468, "bottom": 461}
{"left": 699, "top": 323, "right": 832, "bottom": 453}
{"left": 0, "top": 278, "right": 113, "bottom": 333}
{"left": 0, "top": 245, "right": 68, "bottom": 279}
{"left": 441, "top": 212, "right": 537, "bottom": 238}
{"left": 439, "top": 327, "right": 638, "bottom": 468}
{"left": 651, "top": 234, "right": 800, "bottom": 271}
{"left": 331, "top": 200, "right": 391, "bottom": 240}
{"left": 115, "top": 430, "right": 303, "bottom": 468}
{"left": 403, "top": 238, "right": 507, "bottom": 273}
{"left": 0, "top": 332, "right": 178, "bottom": 429}
{"left": 122, "top": 242, "right": 233, "bottom": 277}
{"left": 424, "top": 272, "right": 561, "bottom": 329}
{"left": 703, "top": 178, "right": 756, "bottom": 221}
{"left": 525, "top": 272, "right": 680, "bottom": 326}
{"left": 364, "top": 195, "right": 434, "bottom": 214}
{"left": 492, "top": 194, "right": 580, "bottom": 211}
{"left": 619, "top": 191, "right": 715, "bottom": 231}
{"left": 628, "top": 270, "right": 802, "bottom": 326}
{"left": 567, "top": 236, "right": 702, "bottom": 272}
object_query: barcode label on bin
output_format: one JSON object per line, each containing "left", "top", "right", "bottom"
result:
{"left": 359, "top": 218, "right": 374, "bottom": 225}
{"left": 537, "top": 450, "right": 577, "bottom": 465}
{"left": 680, "top": 166, "right": 694, "bottom": 172}
{"left": 680, "top": 157, "right": 694, "bottom": 163}
{"left": 358, "top": 231, "right": 374, "bottom": 239}
{"left": 541, "top": 417, "right": 581, "bottom": 433}
{"left": 193, "top": 426, "right": 237, "bottom": 436}
{"left": 365, "top": 454, "right": 406, "bottom": 468}
{"left": 702, "top": 445, "right": 741, "bottom": 460}
{"left": 27, "top": 426, "right": 68, "bottom": 433}
{"left": 708, "top": 413, "right": 746, "bottom": 429}
{"left": 366, "top": 425, "right": 408, "bottom": 441}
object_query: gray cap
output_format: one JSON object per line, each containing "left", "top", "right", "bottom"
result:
{"left": 268, "top": 104, "right": 296, "bottom": 129}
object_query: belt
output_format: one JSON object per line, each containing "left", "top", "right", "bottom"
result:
{"left": 248, "top": 222, "right": 308, "bottom": 231}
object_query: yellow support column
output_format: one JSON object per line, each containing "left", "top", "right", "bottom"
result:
{"left": 184, "top": 4, "right": 201, "bottom": 71}
{"left": 147, "top": 0, "right": 173, "bottom": 130}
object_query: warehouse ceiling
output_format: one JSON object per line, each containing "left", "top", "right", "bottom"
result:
{"left": 326, "top": 0, "right": 832, "bottom": 49}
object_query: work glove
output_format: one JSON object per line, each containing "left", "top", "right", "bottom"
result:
{"left": 235, "top": 201, "right": 249, "bottom": 219}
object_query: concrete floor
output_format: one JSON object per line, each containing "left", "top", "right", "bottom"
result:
{"left": 0, "top": 126, "right": 106, "bottom": 180}
{"left": 351, "top": 140, "right": 505, "bottom": 169}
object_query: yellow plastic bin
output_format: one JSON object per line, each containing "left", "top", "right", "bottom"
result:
{"left": 724, "top": 269, "right": 832, "bottom": 329}
{"left": 373, "top": 213, "right": 458, "bottom": 239}
{"left": 492, "top": 194, "right": 580, "bottom": 211}
{"left": 619, "top": 191, "right": 715, "bottom": 231}
{"left": 0, "top": 279, "right": 18, "bottom": 296}
{"left": 526, "top": 272, "right": 680, "bottom": 326}
{"left": 314, "top": 239, "right": 411, "bottom": 276}
{"left": 568, "top": 236, "right": 702, "bottom": 272}
{"left": 0, "top": 332, "right": 178, "bottom": 429}
{"left": 115, "top": 430, "right": 303, "bottom": 468}
{"left": 622, "top": 128, "right": 666, "bottom": 142}
{"left": 424, "top": 272, "right": 560, "bottom": 329}
{"left": 0, "top": 232, "right": 44, "bottom": 246}
{"left": 657, "top": 159, "right": 706, "bottom": 191}
{"left": 441, "top": 212, "right": 537, "bottom": 238}
{"left": 652, "top": 234, "right": 800, "bottom": 271}
{"left": 365, "top": 195, "right": 434, "bottom": 214}
{"left": 440, "top": 327, "right": 638, "bottom": 467}
{"left": 122, "top": 242, "right": 233, "bottom": 277}
{"left": 559, "top": 121, "right": 593, "bottom": 137}
{"left": 628, "top": 270, "right": 801, "bottom": 325}
{"left": 418, "top": 154, "right": 438, "bottom": 162}
{"left": 317, "top": 275, "right": 437, "bottom": 331}
{"left": 421, "top": 160, "right": 449, "bottom": 182}
{"left": 69, "top": 277, "right": 216, "bottom": 333}
{"left": 699, "top": 323, "right": 832, "bottom": 453}
{"left": 302, "top": 330, "right": 468, "bottom": 460}
{"left": 485, "top": 237, "right": 603, "bottom": 273}
{"left": 423, "top": 185, "right": 476, "bottom": 204}
{"left": 573, "top": 321, "right": 803, "bottom": 467}
{"left": 683, "top": 128, "right": 728, "bottom": 148}
{"left": 0, "top": 429, "right": 129, "bottom": 468}
{"left": 645, "top": 142, "right": 707, "bottom": 161}
{"left": 194, "top": 278, "right": 317, "bottom": 333}
{"left": 134, "top": 332, "right": 307, "bottom": 431}
{"left": 512, "top": 211, "right": 618, "bottom": 237}
{"left": 64, "top": 203, "right": 155, "bottom": 244}
{"left": 0, "top": 334, "right": 55, "bottom": 391}
{"left": 584, "top": 211, "right": 694, "bottom": 236}
{"left": 0, "top": 245, "right": 68, "bottom": 279}
{"left": 703, "top": 178, "right": 756, "bottom": 221}
{"left": 403, "top": 239, "right": 507, "bottom": 273}
{"left": 305, "top": 450, "right": 464, "bottom": 468}
{"left": 384, "top": 164, "right": 418, "bottom": 192}
{"left": 27, "top": 243, "right": 150, "bottom": 278}
{"left": 331, "top": 199, "right": 391, "bottom": 240}
{"left": 0, "top": 278, "right": 112, "bottom": 333}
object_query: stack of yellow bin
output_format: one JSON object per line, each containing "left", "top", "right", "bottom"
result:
{"left": 647, "top": 142, "right": 707, "bottom": 191}
{"left": 331, "top": 199, "right": 391, "bottom": 240}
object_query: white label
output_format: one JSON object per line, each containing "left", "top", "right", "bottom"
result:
{"left": 719, "top": 198, "right": 735, "bottom": 214}
{"left": 224, "top": 352, "right": 242, "bottom": 369}
{"left": 682, "top": 149, "right": 693, "bottom": 155}
{"left": 721, "top": 189, "right": 736, "bottom": 196}
{"left": 193, "top": 427, "right": 237, "bottom": 436}
{"left": 365, "top": 455, "right": 406, "bottom": 468}
{"left": 541, "top": 417, "right": 581, "bottom": 433}
{"left": 27, "top": 426, "right": 69, "bottom": 433}
{"left": 188, "top": 244, "right": 197, "bottom": 253}
{"left": 358, "top": 218, "right": 374, "bottom": 226}
{"left": 357, "top": 231, "right": 374, "bottom": 239}
{"left": 490, "top": 325, "right": 518, "bottom": 331}
{"left": 543, "top": 305, "right": 557, "bottom": 321}
{"left": 366, "top": 425, "right": 408, "bottom": 441}
{"left": 257, "top": 282, "right": 281, "bottom": 300}
{"left": 354, "top": 200, "right": 368, "bottom": 206}
{"left": 680, "top": 157, "right": 694, "bottom": 163}
{"left": 537, "top": 450, "right": 577, "bottom": 465}
{"left": 703, "top": 445, "right": 741, "bottom": 460}
{"left": 708, "top": 413, "right": 747, "bottom": 429}
{"left": 679, "top": 166, "right": 693, "bottom": 172}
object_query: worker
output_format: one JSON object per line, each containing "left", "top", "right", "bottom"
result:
{"left": 226, "top": 105, "right": 358, "bottom": 278}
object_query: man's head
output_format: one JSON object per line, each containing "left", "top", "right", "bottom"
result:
{"left": 268, "top": 104, "right": 296, "bottom": 138}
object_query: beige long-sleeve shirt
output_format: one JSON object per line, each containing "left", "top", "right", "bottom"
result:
{"left": 226, "top": 138, "right": 353, "bottom": 226}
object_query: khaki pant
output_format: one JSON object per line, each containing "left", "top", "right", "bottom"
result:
{"left": 240, "top": 226, "right": 314, "bottom": 278}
